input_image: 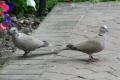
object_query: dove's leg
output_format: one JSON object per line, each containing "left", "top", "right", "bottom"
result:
{"left": 22, "top": 50, "right": 30, "bottom": 57}
{"left": 89, "top": 55, "right": 98, "bottom": 62}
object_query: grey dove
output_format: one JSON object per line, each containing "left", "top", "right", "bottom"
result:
{"left": 56, "top": 25, "right": 108, "bottom": 62}
{"left": 10, "top": 27, "right": 51, "bottom": 57}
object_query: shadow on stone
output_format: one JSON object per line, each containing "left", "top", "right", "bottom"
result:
{"left": 9, "top": 52, "right": 56, "bottom": 60}
{"left": 50, "top": 58, "right": 90, "bottom": 63}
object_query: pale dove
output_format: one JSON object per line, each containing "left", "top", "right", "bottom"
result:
{"left": 10, "top": 27, "right": 51, "bottom": 57}
{"left": 56, "top": 25, "right": 108, "bottom": 62}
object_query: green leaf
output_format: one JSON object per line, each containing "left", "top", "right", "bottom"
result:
{"left": 0, "top": 7, "right": 2, "bottom": 13}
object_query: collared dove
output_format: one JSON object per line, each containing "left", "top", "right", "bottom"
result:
{"left": 10, "top": 27, "right": 51, "bottom": 57}
{"left": 55, "top": 25, "right": 108, "bottom": 62}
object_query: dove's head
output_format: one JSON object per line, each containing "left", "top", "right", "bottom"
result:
{"left": 99, "top": 25, "right": 109, "bottom": 36}
{"left": 10, "top": 27, "right": 18, "bottom": 35}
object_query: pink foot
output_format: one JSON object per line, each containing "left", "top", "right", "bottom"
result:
{"left": 89, "top": 55, "right": 99, "bottom": 62}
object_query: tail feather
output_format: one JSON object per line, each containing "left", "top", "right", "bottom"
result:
{"left": 66, "top": 44, "right": 77, "bottom": 50}
{"left": 42, "top": 41, "right": 49, "bottom": 47}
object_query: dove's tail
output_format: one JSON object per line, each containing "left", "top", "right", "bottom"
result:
{"left": 66, "top": 44, "right": 77, "bottom": 50}
{"left": 42, "top": 41, "right": 49, "bottom": 47}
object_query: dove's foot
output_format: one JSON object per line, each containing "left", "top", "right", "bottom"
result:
{"left": 89, "top": 58, "right": 99, "bottom": 62}
{"left": 22, "top": 54, "right": 28, "bottom": 57}
{"left": 89, "top": 55, "right": 99, "bottom": 62}
{"left": 22, "top": 51, "right": 30, "bottom": 57}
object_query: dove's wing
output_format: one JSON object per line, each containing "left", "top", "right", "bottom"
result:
{"left": 74, "top": 36, "right": 104, "bottom": 54}
{"left": 13, "top": 33, "right": 45, "bottom": 51}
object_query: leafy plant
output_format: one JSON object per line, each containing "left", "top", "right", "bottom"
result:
{"left": 10, "top": 0, "right": 58, "bottom": 16}
{"left": 0, "top": 7, "right": 5, "bottom": 23}
{"left": 46, "top": 0, "right": 58, "bottom": 11}
{"left": 10, "top": 0, "right": 29, "bottom": 16}
{"left": 58, "top": 0, "right": 66, "bottom": 1}
{"left": 34, "top": 0, "right": 39, "bottom": 10}
{"left": 11, "top": 0, "right": 34, "bottom": 16}
{"left": 90, "top": 0, "right": 100, "bottom": 3}
{"left": 58, "top": 0, "right": 117, "bottom": 2}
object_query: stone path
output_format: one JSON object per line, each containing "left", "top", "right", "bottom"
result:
{"left": 1, "top": 2, "right": 120, "bottom": 80}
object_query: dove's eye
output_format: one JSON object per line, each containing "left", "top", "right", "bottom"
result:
{"left": 13, "top": 30, "right": 16, "bottom": 32}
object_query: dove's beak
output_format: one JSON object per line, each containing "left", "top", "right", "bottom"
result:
{"left": 103, "top": 25, "right": 109, "bottom": 32}
{"left": 105, "top": 28, "right": 109, "bottom": 32}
